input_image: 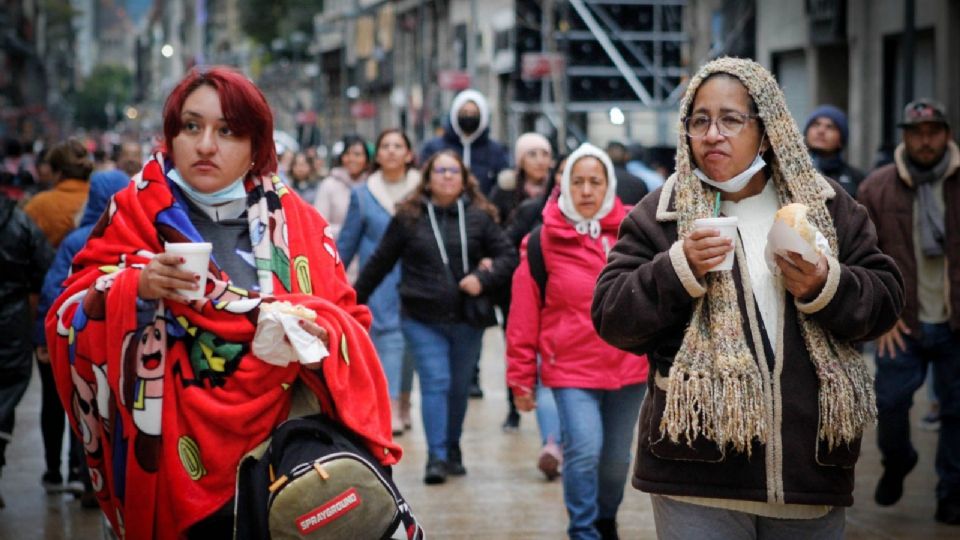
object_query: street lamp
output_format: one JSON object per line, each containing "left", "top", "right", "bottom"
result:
{"left": 609, "top": 107, "right": 625, "bottom": 126}
{"left": 161, "top": 44, "right": 174, "bottom": 58}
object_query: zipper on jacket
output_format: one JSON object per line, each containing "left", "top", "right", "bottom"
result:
{"left": 735, "top": 241, "right": 785, "bottom": 504}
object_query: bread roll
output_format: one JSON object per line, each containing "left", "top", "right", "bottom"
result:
{"left": 260, "top": 300, "right": 317, "bottom": 321}
{"left": 775, "top": 203, "right": 817, "bottom": 245}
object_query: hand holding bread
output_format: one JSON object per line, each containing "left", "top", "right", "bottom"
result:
{"left": 770, "top": 203, "right": 828, "bottom": 301}
{"left": 261, "top": 301, "right": 329, "bottom": 349}
{"left": 254, "top": 301, "right": 330, "bottom": 368}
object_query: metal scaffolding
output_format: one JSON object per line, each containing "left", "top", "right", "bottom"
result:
{"left": 511, "top": 0, "right": 688, "bottom": 148}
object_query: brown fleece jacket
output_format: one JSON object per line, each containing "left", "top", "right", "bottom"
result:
{"left": 857, "top": 140, "right": 960, "bottom": 335}
{"left": 593, "top": 176, "right": 903, "bottom": 506}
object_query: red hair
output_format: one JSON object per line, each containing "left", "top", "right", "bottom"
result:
{"left": 162, "top": 66, "right": 277, "bottom": 176}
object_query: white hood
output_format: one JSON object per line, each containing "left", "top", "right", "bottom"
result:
{"left": 558, "top": 142, "right": 619, "bottom": 237}
{"left": 449, "top": 89, "right": 491, "bottom": 167}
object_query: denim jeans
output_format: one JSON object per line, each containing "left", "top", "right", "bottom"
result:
{"left": 536, "top": 378, "right": 561, "bottom": 446}
{"left": 370, "top": 329, "right": 405, "bottom": 399}
{"left": 553, "top": 384, "right": 645, "bottom": 539}
{"left": 402, "top": 317, "right": 483, "bottom": 460}
{"left": 875, "top": 322, "right": 960, "bottom": 500}
{"left": 401, "top": 349, "right": 415, "bottom": 394}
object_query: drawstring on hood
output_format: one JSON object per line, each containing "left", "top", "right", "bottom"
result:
{"left": 559, "top": 143, "right": 618, "bottom": 238}
{"left": 449, "top": 89, "right": 491, "bottom": 168}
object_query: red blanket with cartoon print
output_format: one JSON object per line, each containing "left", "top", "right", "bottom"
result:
{"left": 46, "top": 154, "right": 399, "bottom": 539}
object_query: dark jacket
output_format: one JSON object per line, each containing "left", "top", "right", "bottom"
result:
{"left": 592, "top": 176, "right": 903, "bottom": 506}
{"left": 419, "top": 121, "right": 510, "bottom": 195}
{"left": 811, "top": 153, "right": 865, "bottom": 199}
{"left": 0, "top": 194, "right": 53, "bottom": 366}
{"left": 613, "top": 165, "right": 649, "bottom": 205}
{"left": 503, "top": 178, "right": 559, "bottom": 248}
{"left": 488, "top": 184, "right": 523, "bottom": 228}
{"left": 857, "top": 141, "right": 960, "bottom": 335}
{"left": 491, "top": 185, "right": 549, "bottom": 312}
{"left": 504, "top": 195, "right": 547, "bottom": 248}
{"left": 354, "top": 197, "right": 518, "bottom": 325}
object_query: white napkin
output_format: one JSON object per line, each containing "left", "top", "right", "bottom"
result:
{"left": 764, "top": 219, "right": 831, "bottom": 275}
{"left": 252, "top": 305, "right": 329, "bottom": 367}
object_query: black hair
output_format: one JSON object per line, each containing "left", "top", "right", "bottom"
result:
{"left": 48, "top": 139, "right": 94, "bottom": 180}
{"left": 371, "top": 129, "right": 415, "bottom": 172}
{"left": 337, "top": 135, "right": 371, "bottom": 168}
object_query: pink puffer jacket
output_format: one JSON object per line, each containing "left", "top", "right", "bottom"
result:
{"left": 506, "top": 199, "right": 648, "bottom": 394}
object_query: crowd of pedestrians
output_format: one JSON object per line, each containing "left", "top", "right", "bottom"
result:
{"left": 0, "top": 55, "right": 957, "bottom": 539}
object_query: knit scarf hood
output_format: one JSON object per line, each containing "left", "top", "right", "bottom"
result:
{"left": 664, "top": 57, "right": 875, "bottom": 455}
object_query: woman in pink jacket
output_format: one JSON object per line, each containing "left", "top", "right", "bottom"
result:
{"left": 507, "top": 142, "right": 648, "bottom": 540}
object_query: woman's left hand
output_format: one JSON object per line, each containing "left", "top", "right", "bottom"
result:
{"left": 459, "top": 274, "right": 483, "bottom": 296}
{"left": 776, "top": 251, "right": 828, "bottom": 301}
{"left": 296, "top": 319, "right": 329, "bottom": 371}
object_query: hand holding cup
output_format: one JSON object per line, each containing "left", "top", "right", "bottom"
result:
{"left": 684, "top": 217, "right": 738, "bottom": 279}
{"left": 138, "top": 243, "right": 212, "bottom": 302}
{"left": 138, "top": 252, "right": 201, "bottom": 302}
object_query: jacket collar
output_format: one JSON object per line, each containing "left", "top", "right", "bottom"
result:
{"left": 894, "top": 140, "right": 960, "bottom": 188}
{"left": 655, "top": 172, "right": 837, "bottom": 223}
{"left": 366, "top": 169, "right": 420, "bottom": 216}
{"left": 421, "top": 193, "right": 473, "bottom": 213}
{"left": 56, "top": 178, "right": 91, "bottom": 192}
{"left": 325, "top": 167, "right": 365, "bottom": 189}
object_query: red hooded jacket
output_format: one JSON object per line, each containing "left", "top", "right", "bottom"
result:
{"left": 506, "top": 199, "right": 648, "bottom": 394}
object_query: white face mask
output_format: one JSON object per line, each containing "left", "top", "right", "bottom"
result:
{"left": 693, "top": 135, "right": 767, "bottom": 193}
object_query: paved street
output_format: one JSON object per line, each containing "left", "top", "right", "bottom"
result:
{"left": 0, "top": 329, "right": 956, "bottom": 539}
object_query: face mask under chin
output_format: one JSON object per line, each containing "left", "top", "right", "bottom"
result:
{"left": 693, "top": 136, "right": 767, "bottom": 194}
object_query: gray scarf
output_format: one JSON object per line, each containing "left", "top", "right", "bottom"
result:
{"left": 906, "top": 150, "right": 951, "bottom": 257}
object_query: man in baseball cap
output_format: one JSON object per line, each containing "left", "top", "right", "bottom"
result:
{"left": 858, "top": 98, "right": 960, "bottom": 524}
{"left": 899, "top": 98, "right": 950, "bottom": 128}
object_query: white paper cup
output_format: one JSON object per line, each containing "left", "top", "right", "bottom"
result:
{"left": 693, "top": 216, "right": 739, "bottom": 272}
{"left": 164, "top": 242, "right": 212, "bottom": 299}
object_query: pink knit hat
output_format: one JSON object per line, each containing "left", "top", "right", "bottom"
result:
{"left": 513, "top": 132, "right": 551, "bottom": 170}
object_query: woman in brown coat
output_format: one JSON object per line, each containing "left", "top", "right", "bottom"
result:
{"left": 592, "top": 57, "right": 903, "bottom": 539}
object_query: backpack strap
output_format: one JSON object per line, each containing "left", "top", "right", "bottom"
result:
{"left": 527, "top": 225, "right": 547, "bottom": 305}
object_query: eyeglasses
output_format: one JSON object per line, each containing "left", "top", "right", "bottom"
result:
{"left": 684, "top": 112, "right": 758, "bottom": 138}
{"left": 432, "top": 166, "right": 462, "bottom": 176}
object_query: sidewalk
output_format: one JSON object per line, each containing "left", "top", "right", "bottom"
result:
{"left": 0, "top": 329, "right": 954, "bottom": 538}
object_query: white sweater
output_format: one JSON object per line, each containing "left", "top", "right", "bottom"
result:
{"left": 721, "top": 180, "right": 782, "bottom": 350}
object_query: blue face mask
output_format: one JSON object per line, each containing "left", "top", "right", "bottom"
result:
{"left": 167, "top": 168, "right": 248, "bottom": 206}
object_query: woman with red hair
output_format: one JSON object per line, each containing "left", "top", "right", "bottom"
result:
{"left": 45, "top": 66, "right": 402, "bottom": 538}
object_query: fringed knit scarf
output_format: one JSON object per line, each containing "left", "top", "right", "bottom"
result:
{"left": 662, "top": 57, "right": 876, "bottom": 455}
